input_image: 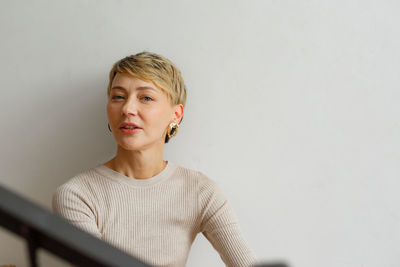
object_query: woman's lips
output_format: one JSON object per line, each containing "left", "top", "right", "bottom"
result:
{"left": 120, "top": 127, "right": 142, "bottom": 134}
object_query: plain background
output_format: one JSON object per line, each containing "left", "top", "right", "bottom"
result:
{"left": 1, "top": 1, "right": 399, "bottom": 266}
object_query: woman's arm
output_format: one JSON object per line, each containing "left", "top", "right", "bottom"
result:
{"left": 199, "top": 177, "right": 258, "bottom": 267}
{"left": 52, "top": 183, "right": 102, "bottom": 239}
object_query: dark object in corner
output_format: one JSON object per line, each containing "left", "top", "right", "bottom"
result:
{"left": 0, "top": 184, "right": 150, "bottom": 267}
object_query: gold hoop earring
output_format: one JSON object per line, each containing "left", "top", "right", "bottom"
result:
{"left": 167, "top": 122, "right": 179, "bottom": 139}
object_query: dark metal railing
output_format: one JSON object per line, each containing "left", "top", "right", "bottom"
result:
{"left": 0, "top": 183, "right": 288, "bottom": 267}
{"left": 0, "top": 183, "right": 150, "bottom": 267}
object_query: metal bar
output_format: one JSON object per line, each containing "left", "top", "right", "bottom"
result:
{"left": 27, "top": 235, "right": 38, "bottom": 267}
{"left": 0, "top": 183, "right": 289, "bottom": 267}
{"left": 0, "top": 183, "right": 151, "bottom": 267}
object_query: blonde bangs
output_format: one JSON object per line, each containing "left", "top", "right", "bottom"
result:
{"left": 106, "top": 52, "right": 186, "bottom": 107}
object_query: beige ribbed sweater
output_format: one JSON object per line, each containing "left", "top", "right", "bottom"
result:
{"left": 52, "top": 161, "right": 257, "bottom": 267}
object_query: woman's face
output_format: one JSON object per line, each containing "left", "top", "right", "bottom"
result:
{"left": 107, "top": 72, "right": 183, "bottom": 151}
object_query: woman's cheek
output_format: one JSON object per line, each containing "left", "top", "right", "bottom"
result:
{"left": 106, "top": 102, "right": 113, "bottom": 113}
{"left": 108, "top": 104, "right": 120, "bottom": 114}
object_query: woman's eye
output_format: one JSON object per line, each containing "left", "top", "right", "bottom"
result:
{"left": 142, "top": 96, "right": 153, "bottom": 101}
{"left": 111, "top": 95, "right": 124, "bottom": 100}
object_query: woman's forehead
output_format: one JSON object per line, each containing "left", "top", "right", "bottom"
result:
{"left": 112, "top": 72, "right": 160, "bottom": 92}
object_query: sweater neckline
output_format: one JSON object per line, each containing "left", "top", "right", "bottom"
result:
{"left": 93, "top": 161, "right": 176, "bottom": 187}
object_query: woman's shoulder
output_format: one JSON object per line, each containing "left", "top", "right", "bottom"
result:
{"left": 52, "top": 166, "right": 103, "bottom": 213}
{"left": 172, "top": 163, "right": 221, "bottom": 191}
{"left": 173, "top": 164, "right": 229, "bottom": 213}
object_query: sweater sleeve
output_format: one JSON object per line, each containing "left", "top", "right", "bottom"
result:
{"left": 52, "top": 183, "right": 102, "bottom": 239}
{"left": 198, "top": 176, "right": 258, "bottom": 267}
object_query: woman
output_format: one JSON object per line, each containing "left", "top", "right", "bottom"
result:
{"left": 52, "top": 51, "right": 257, "bottom": 267}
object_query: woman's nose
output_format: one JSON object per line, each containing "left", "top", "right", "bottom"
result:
{"left": 121, "top": 98, "right": 138, "bottom": 116}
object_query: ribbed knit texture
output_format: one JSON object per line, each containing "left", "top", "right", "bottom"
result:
{"left": 52, "top": 161, "right": 257, "bottom": 267}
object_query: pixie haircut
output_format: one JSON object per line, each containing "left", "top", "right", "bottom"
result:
{"left": 107, "top": 51, "right": 187, "bottom": 107}
{"left": 107, "top": 51, "right": 187, "bottom": 143}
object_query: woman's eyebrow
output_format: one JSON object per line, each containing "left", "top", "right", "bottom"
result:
{"left": 136, "top": 86, "right": 158, "bottom": 92}
{"left": 111, "top": 86, "right": 126, "bottom": 91}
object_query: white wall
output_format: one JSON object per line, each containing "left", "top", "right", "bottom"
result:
{"left": 1, "top": 1, "right": 399, "bottom": 266}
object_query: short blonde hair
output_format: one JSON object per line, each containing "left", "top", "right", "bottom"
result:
{"left": 107, "top": 51, "right": 187, "bottom": 107}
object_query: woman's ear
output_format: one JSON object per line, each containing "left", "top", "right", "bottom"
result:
{"left": 173, "top": 104, "right": 184, "bottom": 124}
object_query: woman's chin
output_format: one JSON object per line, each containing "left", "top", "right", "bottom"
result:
{"left": 117, "top": 140, "right": 144, "bottom": 151}
{"left": 116, "top": 135, "right": 163, "bottom": 151}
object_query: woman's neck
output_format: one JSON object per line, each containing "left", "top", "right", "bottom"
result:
{"left": 104, "top": 145, "right": 167, "bottom": 179}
